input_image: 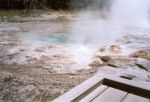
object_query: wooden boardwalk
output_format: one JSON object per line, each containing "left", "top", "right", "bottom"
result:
{"left": 53, "top": 73, "right": 150, "bottom": 102}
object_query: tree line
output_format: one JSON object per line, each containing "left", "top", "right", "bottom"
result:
{"left": 0, "top": 0, "right": 71, "bottom": 10}
{"left": 0, "top": 0, "right": 113, "bottom": 10}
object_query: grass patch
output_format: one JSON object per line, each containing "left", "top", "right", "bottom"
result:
{"left": 0, "top": 10, "right": 52, "bottom": 22}
{"left": 0, "top": 10, "right": 31, "bottom": 17}
{"left": 0, "top": 61, "right": 4, "bottom": 68}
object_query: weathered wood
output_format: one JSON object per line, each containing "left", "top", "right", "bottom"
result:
{"left": 53, "top": 73, "right": 150, "bottom": 102}
{"left": 92, "top": 87, "right": 127, "bottom": 102}
{"left": 103, "top": 79, "right": 150, "bottom": 99}
{"left": 122, "top": 94, "right": 149, "bottom": 102}
{"left": 52, "top": 76, "right": 104, "bottom": 102}
{"left": 80, "top": 85, "right": 108, "bottom": 102}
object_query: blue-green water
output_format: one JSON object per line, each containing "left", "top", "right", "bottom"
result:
{"left": 24, "top": 33, "right": 69, "bottom": 44}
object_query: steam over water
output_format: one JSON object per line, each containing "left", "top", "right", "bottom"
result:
{"left": 20, "top": 0, "right": 150, "bottom": 68}
{"left": 69, "top": 0, "right": 150, "bottom": 45}
{"left": 1, "top": 0, "right": 150, "bottom": 72}
{"left": 21, "top": 0, "right": 150, "bottom": 46}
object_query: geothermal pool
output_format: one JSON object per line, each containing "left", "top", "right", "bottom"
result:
{"left": 0, "top": 0, "right": 150, "bottom": 73}
{"left": 0, "top": 10, "right": 150, "bottom": 74}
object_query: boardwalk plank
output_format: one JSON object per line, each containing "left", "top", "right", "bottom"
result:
{"left": 52, "top": 76, "right": 104, "bottom": 102}
{"left": 122, "top": 94, "right": 149, "bottom": 102}
{"left": 80, "top": 85, "right": 108, "bottom": 102}
{"left": 92, "top": 87, "right": 127, "bottom": 102}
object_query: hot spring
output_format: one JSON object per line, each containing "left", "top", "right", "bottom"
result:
{"left": 1, "top": 0, "right": 150, "bottom": 73}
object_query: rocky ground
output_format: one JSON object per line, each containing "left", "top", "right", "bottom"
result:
{"left": 91, "top": 49, "right": 150, "bottom": 81}
{"left": 0, "top": 63, "right": 97, "bottom": 102}
{"left": 0, "top": 43, "right": 96, "bottom": 102}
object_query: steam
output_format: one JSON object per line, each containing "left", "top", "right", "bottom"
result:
{"left": 69, "top": 11, "right": 123, "bottom": 45}
{"left": 112, "top": 0, "right": 150, "bottom": 27}
{"left": 68, "top": 0, "right": 150, "bottom": 67}
{"left": 19, "top": 0, "right": 150, "bottom": 71}
{"left": 69, "top": 0, "right": 150, "bottom": 45}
